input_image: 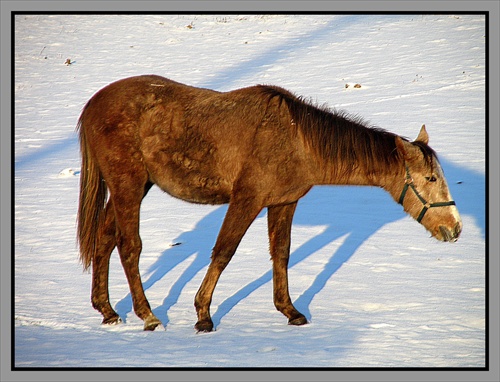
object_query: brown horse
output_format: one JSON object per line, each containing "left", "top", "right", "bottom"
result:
{"left": 77, "top": 75, "right": 462, "bottom": 332}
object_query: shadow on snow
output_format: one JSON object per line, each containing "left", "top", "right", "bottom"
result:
{"left": 115, "top": 157, "right": 485, "bottom": 328}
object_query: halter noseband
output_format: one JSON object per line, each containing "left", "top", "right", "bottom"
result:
{"left": 398, "top": 165, "right": 456, "bottom": 223}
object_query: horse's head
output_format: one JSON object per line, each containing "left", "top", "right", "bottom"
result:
{"left": 393, "top": 125, "right": 462, "bottom": 242}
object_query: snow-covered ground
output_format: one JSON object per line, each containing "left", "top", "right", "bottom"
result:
{"left": 13, "top": 14, "right": 486, "bottom": 369}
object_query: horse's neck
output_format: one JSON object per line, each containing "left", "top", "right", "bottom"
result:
{"left": 318, "top": 155, "right": 405, "bottom": 190}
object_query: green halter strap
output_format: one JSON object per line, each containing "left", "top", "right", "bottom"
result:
{"left": 398, "top": 165, "right": 456, "bottom": 223}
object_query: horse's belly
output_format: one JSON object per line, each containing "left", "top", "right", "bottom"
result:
{"left": 154, "top": 171, "right": 232, "bottom": 205}
{"left": 142, "top": 146, "right": 233, "bottom": 205}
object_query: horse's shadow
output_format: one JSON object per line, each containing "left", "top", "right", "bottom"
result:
{"left": 115, "top": 158, "right": 485, "bottom": 327}
{"left": 211, "top": 186, "right": 401, "bottom": 326}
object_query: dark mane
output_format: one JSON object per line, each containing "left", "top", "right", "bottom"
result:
{"left": 258, "top": 85, "right": 405, "bottom": 179}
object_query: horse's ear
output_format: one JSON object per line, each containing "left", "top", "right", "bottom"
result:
{"left": 395, "top": 136, "right": 409, "bottom": 159}
{"left": 395, "top": 136, "right": 420, "bottom": 161}
{"left": 415, "top": 125, "right": 429, "bottom": 144}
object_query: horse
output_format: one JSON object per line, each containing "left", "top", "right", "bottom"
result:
{"left": 77, "top": 75, "right": 462, "bottom": 332}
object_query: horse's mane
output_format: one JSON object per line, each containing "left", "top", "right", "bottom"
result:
{"left": 258, "top": 85, "right": 435, "bottom": 179}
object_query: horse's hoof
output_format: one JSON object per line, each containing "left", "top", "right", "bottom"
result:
{"left": 195, "top": 319, "right": 214, "bottom": 333}
{"left": 102, "top": 315, "right": 122, "bottom": 325}
{"left": 288, "top": 315, "right": 308, "bottom": 326}
{"left": 143, "top": 314, "right": 163, "bottom": 331}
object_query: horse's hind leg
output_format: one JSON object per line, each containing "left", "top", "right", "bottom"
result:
{"left": 267, "top": 203, "right": 307, "bottom": 325}
{"left": 92, "top": 182, "right": 154, "bottom": 326}
{"left": 109, "top": 176, "right": 161, "bottom": 331}
{"left": 91, "top": 200, "right": 120, "bottom": 325}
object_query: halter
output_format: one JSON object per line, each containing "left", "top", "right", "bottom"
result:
{"left": 398, "top": 165, "right": 456, "bottom": 223}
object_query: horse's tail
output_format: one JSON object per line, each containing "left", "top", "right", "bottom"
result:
{"left": 76, "top": 104, "right": 108, "bottom": 271}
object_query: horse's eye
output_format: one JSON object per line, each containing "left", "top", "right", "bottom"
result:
{"left": 425, "top": 176, "right": 437, "bottom": 182}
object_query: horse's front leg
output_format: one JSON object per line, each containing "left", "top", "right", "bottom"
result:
{"left": 194, "top": 197, "right": 263, "bottom": 332}
{"left": 267, "top": 202, "right": 307, "bottom": 325}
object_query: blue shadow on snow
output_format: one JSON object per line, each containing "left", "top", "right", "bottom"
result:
{"left": 115, "top": 157, "right": 485, "bottom": 327}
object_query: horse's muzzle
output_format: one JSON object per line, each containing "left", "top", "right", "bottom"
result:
{"left": 439, "top": 222, "right": 462, "bottom": 242}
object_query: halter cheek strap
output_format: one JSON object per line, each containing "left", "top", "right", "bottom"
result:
{"left": 398, "top": 165, "right": 456, "bottom": 223}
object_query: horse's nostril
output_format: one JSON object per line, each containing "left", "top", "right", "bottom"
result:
{"left": 439, "top": 225, "right": 461, "bottom": 242}
{"left": 439, "top": 226, "right": 451, "bottom": 241}
{"left": 439, "top": 222, "right": 462, "bottom": 242}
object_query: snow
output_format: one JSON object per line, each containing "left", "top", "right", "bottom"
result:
{"left": 13, "top": 14, "right": 486, "bottom": 369}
